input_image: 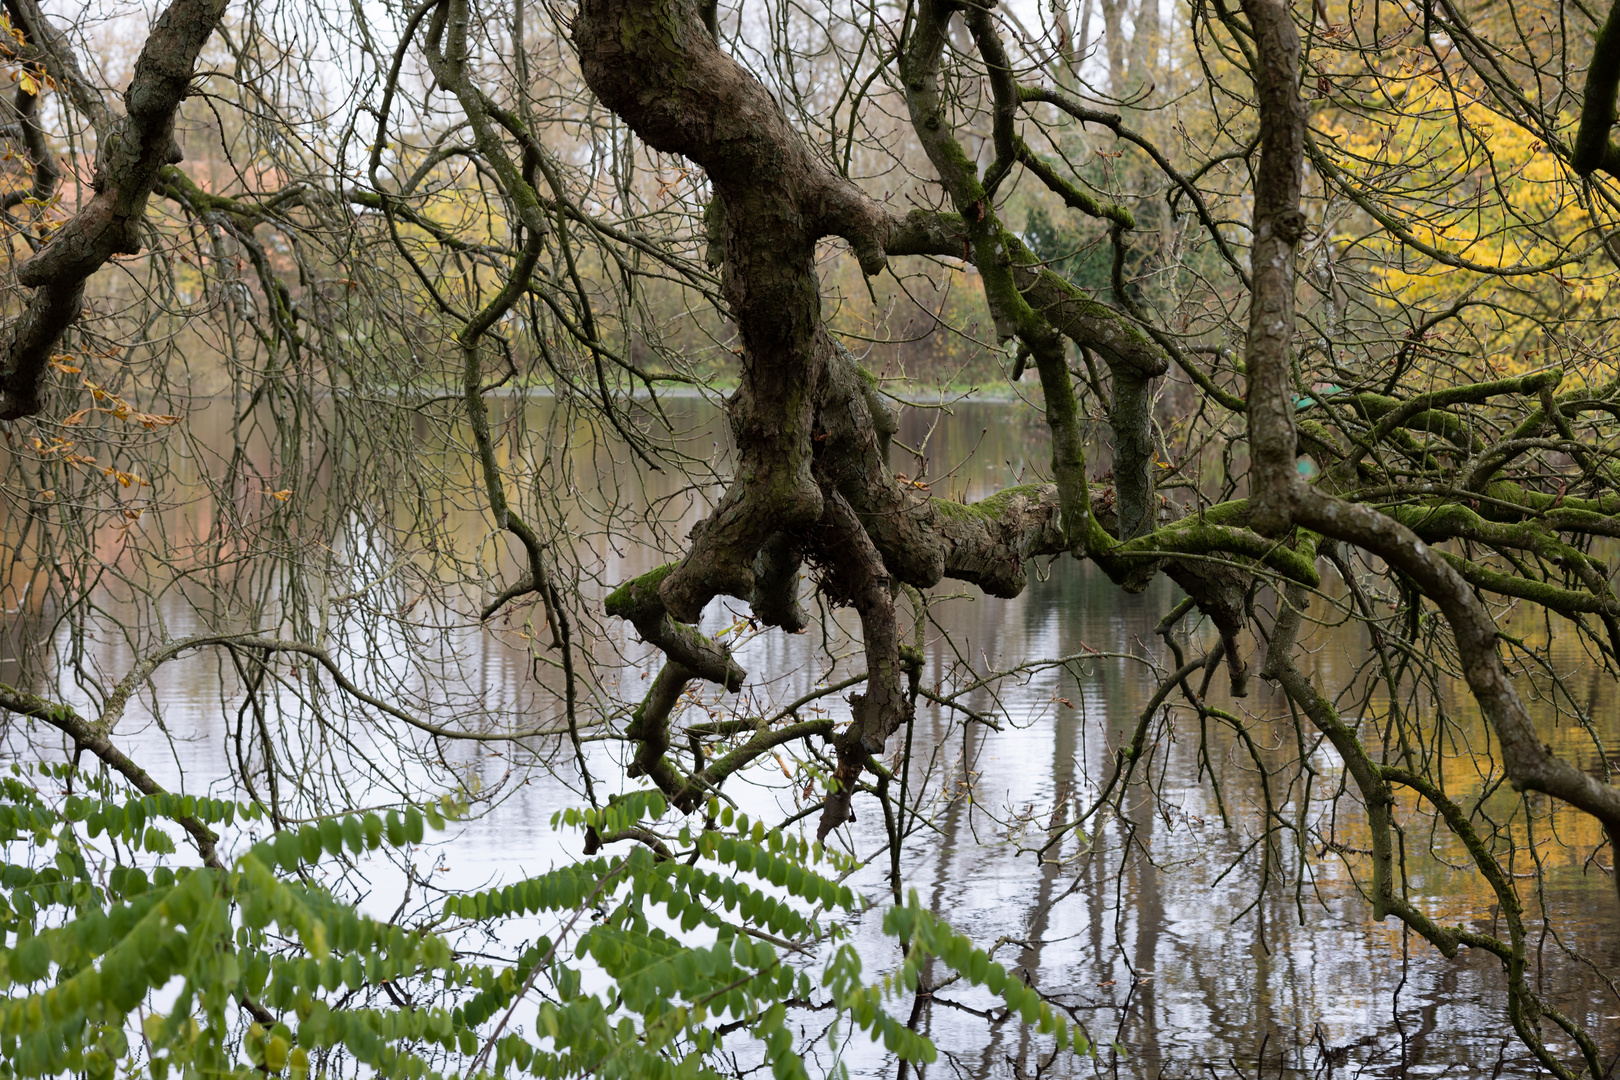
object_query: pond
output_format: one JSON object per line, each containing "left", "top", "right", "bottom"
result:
{"left": 5, "top": 392, "right": 1618, "bottom": 1078}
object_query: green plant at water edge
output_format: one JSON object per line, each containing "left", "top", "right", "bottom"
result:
{"left": 0, "top": 763, "right": 1081, "bottom": 1079}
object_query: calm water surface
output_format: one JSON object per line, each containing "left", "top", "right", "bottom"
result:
{"left": 9, "top": 395, "right": 1619, "bottom": 1078}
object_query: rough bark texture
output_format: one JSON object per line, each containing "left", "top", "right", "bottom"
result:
{"left": 1575, "top": 0, "right": 1620, "bottom": 176}
{"left": 0, "top": 0, "right": 225, "bottom": 419}
{"left": 576, "top": 0, "right": 919, "bottom": 834}
{"left": 1239, "top": 0, "right": 1306, "bottom": 535}
{"left": 575, "top": 0, "right": 891, "bottom": 623}
{"left": 580, "top": 0, "right": 1300, "bottom": 833}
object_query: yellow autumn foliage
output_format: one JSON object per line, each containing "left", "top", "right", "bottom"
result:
{"left": 1313, "top": 37, "right": 1620, "bottom": 389}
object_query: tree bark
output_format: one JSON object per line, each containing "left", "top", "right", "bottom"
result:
{"left": 0, "top": 0, "right": 227, "bottom": 419}
{"left": 1240, "top": 0, "right": 1620, "bottom": 885}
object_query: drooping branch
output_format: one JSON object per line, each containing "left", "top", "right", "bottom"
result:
{"left": 575, "top": 0, "right": 893, "bottom": 624}
{"left": 605, "top": 566, "right": 746, "bottom": 691}
{"left": 1268, "top": 636, "right": 1606, "bottom": 1080}
{"left": 817, "top": 490, "right": 909, "bottom": 757}
{"left": 624, "top": 661, "right": 853, "bottom": 813}
{"left": 1294, "top": 488, "right": 1620, "bottom": 837}
{"left": 580, "top": 0, "right": 1330, "bottom": 841}
{"left": 0, "top": 682, "right": 222, "bottom": 867}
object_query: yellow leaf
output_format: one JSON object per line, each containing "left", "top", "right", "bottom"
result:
{"left": 18, "top": 71, "right": 37, "bottom": 96}
{"left": 61, "top": 408, "right": 89, "bottom": 426}
{"left": 269, "top": 489, "right": 291, "bottom": 501}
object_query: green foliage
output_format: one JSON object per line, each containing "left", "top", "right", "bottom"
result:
{"left": 0, "top": 768, "right": 1082, "bottom": 1079}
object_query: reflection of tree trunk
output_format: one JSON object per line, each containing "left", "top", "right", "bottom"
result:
{"left": 1246, "top": 902, "right": 1278, "bottom": 1075}
{"left": 1402, "top": 947, "right": 1456, "bottom": 1073}
{"left": 930, "top": 717, "right": 989, "bottom": 1075}
{"left": 1123, "top": 775, "right": 1165, "bottom": 1066}
{"left": 1013, "top": 686, "right": 1080, "bottom": 1071}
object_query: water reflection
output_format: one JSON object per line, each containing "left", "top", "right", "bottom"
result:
{"left": 863, "top": 561, "right": 1618, "bottom": 1079}
{"left": 4, "top": 393, "right": 1617, "bottom": 1078}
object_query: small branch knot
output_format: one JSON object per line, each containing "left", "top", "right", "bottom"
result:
{"left": 1274, "top": 209, "right": 1307, "bottom": 245}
